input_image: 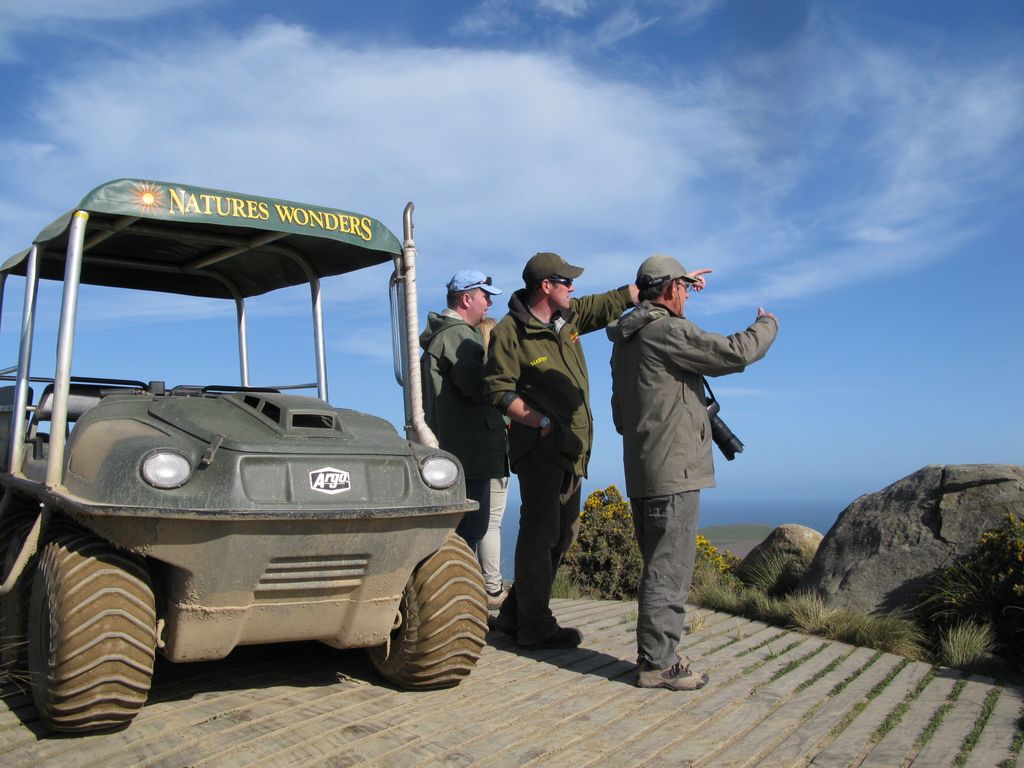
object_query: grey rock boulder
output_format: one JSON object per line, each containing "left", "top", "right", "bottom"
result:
{"left": 736, "top": 524, "right": 823, "bottom": 594}
{"left": 799, "top": 464, "right": 1024, "bottom": 613}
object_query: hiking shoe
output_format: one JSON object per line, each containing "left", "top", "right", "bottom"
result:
{"left": 636, "top": 657, "right": 708, "bottom": 690}
{"left": 518, "top": 626, "right": 583, "bottom": 650}
{"left": 487, "top": 611, "right": 517, "bottom": 636}
{"left": 486, "top": 586, "right": 508, "bottom": 611}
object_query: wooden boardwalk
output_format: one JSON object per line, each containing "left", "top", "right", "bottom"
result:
{"left": 1, "top": 598, "right": 1021, "bottom": 767}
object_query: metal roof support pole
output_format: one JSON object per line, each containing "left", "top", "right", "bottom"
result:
{"left": 46, "top": 211, "right": 88, "bottom": 488}
{"left": 310, "top": 277, "right": 328, "bottom": 402}
{"left": 235, "top": 297, "right": 250, "bottom": 386}
{"left": 390, "top": 269, "right": 413, "bottom": 436}
{"left": 401, "top": 203, "right": 436, "bottom": 448}
{"left": 9, "top": 245, "right": 40, "bottom": 475}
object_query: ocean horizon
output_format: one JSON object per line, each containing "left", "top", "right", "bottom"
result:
{"left": 495, "top": 497, "right": 846, "bottom": 581}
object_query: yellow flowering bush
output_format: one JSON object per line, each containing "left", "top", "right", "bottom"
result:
{"left": 562, "top": 485, "right": 641, "bottom": 599}
{"left": 696, "top": 534, "right": 741, "bottom": 575}
{"left": 561, "top": 485, "right": 743, "bottom": 601}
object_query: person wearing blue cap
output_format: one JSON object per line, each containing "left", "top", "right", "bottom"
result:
{"left": 420, "top": 271, "right": 510, "bottom": 566}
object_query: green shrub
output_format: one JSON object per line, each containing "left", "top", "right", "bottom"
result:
{"left": 919, "top": 514, "right": 1024, "bottom": 659}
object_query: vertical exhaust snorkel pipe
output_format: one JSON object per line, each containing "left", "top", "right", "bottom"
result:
{"left": 400, "top": 203, "right": 438, "bottom": 448}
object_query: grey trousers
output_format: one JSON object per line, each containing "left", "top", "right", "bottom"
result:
{"left": 497, "top": 448, "right": 581, "bottom": 645}
{"left": 631, "top": 490, "right": 701, "bottom": 670}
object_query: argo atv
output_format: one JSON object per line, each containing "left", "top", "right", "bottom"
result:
{"left": 0, "top": 180, "right": 487, "bottom": 732}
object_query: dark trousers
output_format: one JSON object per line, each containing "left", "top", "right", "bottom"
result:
{"left": 631, "top": 490, "right": 701, "bottom": 670}
{"left": 457, "top": 478, "right": 491, "bottom": 552}
{"left": 498, "top": 449, "right": 582, "bottom": 645}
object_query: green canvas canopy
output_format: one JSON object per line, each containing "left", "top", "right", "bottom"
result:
{"left": 0, "top": 179, "right": 403, "bottom": 299}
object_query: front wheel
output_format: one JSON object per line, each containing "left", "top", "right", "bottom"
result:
{"left": 28, "top": 532, "right": 157, "bottom": 732}
{"left": 368, "top": 533, "right": 487, "bottom": 689}
{"left": 0, "top": 525, "right": 35, "bottom": 675}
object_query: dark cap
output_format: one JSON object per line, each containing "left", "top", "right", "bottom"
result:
{"left": 635, "top": 254, "right": 697, "bottom": 288}
{"left": 522, "top": 252, "right": 585, "bottom": 284}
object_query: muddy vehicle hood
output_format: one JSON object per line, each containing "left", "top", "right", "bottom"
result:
{"left": 146, "top": 392, "right": 406, "bottom": 455}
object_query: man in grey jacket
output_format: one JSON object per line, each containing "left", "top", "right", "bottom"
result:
{"left": 608, "top": 254, "right": 778, "bottom": 690}
{"left": 420, "top": 270, "right": 509, "bottom": 566}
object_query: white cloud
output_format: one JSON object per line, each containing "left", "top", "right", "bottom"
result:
{"left": 1, "top": 13, "right": 1021, "bottom": 330}
{"left": 0, "top": 0, "right": 207, "bottom": 59}
{"left": 452, "top": 0, "right": 523, "bottom": 37}
{"left": 593, "top": 7, "right": 659, "bottom": 47}
{"left": 536, "top": 0, "right": 589, "bottom": 18}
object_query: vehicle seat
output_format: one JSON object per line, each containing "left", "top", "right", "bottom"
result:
{"left": 29, "top": 383, "right": 105, "bottom": 439}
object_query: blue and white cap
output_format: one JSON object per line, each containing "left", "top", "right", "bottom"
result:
{"left": 446, "top": 270, "right": 502, "bottom": 295}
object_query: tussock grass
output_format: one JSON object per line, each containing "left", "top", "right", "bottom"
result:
{"left": 692, "top": 568, "right": 932, "bottom": 662}
{"left": 784, "top": 592, "right": 835, "bottom": 635}
{"left": 743, "top": 550, "right": 793, "bottom": 595}
{"left": 685, "top": 611, "right": 706, "bottom": 634}
{"left": 551, "top": 568, "right": 592, "bottom": 600}
{"left": 937, "top": 621, "right": 996, "bottom": 671}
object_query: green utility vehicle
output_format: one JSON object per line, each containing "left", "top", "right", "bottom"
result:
{"left": 0, "top": 180, "right": 487, "bottom": 732}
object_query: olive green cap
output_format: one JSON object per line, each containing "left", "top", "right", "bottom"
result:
{"left": 522, "top": 252, "right": 585, "bottom": 284}
{"left": 635, "top": 254, "right": 697, "bottom": 288}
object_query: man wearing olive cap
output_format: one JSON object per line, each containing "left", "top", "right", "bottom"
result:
{"left": 421, "top": 270, "right": 508, "bottom": 553}
{"left": 481, "top": 252, "right": 640, "bottom": 649}
{"left": 607, "top": 254, "right": 777, "bottom": 690}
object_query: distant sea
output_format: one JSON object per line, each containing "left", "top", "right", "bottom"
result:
{"left": 496, "top": 498, "right": 846, "bottom": 580}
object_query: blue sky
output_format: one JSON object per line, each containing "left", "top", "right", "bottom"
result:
{"left": 0, "top": 1, "right": 1021, "bottom": 532}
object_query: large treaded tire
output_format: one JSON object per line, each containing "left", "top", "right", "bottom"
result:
{"left": 28, "top": 533, "right": 156, "bottom": 732}
{"left": 1, "top": 525, "right": 34, "bottom": 675}
{"left": 368, "top": 533, "right": 488, "bottom": 689}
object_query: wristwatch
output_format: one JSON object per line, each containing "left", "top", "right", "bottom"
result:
{"left": 538, "top": 416, "right": 551, "bottom": 430}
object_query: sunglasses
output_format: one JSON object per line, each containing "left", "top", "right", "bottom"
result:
{"left": 457, "top": 276, "right": 493, "bottom": 291}
{"left": 546, "top": 276, "right": 574, "bottom": 287}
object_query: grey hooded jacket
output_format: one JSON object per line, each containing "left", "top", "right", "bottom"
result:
{"left": 607, "top": 301, "right": 778, "bottom": 498}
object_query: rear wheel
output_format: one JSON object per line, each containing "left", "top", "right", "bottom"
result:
{"left": 368, "top": 533, "right": 487, "bottom": 689}
{"left": 28, "top": 532, "right": 156, "bottom": 732}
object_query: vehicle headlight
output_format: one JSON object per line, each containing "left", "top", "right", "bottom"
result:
{"left": 141, "top": 450, "right": 192, "bottom": 489}
{"left": 420, "top": 456, "right": 459, "bottom": 489}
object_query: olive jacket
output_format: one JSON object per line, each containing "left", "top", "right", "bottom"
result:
{"left": 419, "top": 310, "right": 508, "bottom": 480}
{"left": 607, "top": 301, "right": 778, "bottom": 498}
{"left": 483, "top": 286, "right": 634, "bottom": 477}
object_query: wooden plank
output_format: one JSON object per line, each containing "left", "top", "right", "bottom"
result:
{"left": 534, "top": 631, "right": 811, "bottom": 767}
{"left": 648, "top": 641, "right": 857, "bottom": 766}
{"left": 910, "top": 677, "right": 991, "bottom": 767}
{"left": 815, "top": 663, "right": 950, "bottom": 765}
{"left": 964, "top": 684, "right": 1024, "bottom": 768}
{"left": 0, "top": 600, "right": 1021, "bottom": 768}
{"left": 763, "top": 655, "right": 929, "bottom": 768}
{"left": 574, "top": 636, "right": 822, "bottom": 767}
{"left": 843, "top": 671, "right": 954, "bottom": 765}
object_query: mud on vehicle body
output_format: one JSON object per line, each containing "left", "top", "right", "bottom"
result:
{"left": 0, "top": 180, "right": 487, "bottom": 732}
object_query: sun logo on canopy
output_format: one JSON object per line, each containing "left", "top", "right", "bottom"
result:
{"left": 131, "top": 182, "right": 166, "bottom": 212}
